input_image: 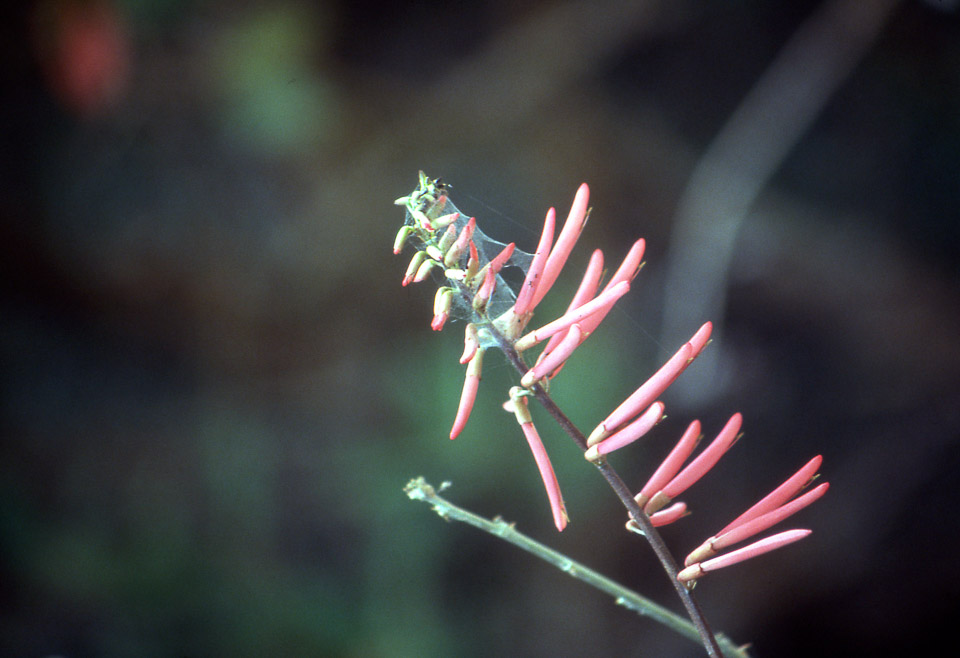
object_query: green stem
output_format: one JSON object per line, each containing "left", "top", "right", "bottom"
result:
{"left": 404, "top": 477, "right": 749, "bottom": 658}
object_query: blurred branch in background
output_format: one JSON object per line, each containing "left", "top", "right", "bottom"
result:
{"left": 660, "top": 0, "right": 900, "bottom": 406}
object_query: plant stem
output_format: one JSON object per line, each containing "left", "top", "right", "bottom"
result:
{"left": 405, "top": 477, "right": 749, "bottom": 658}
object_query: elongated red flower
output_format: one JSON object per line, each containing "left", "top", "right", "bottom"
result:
{"left": 584, "top": 401, "right": 666, "bottom": 461}
{"left": 450, "top": 349, "right": 484, "bottom": 440}
{"left": 588, "top": 322, "right": 712, "bottom": 446}
{"left": 514, "top": 281, "right": 630, "bottom": 352}
{"left": 677, "top": 529, "right": 812, "bottom": 584}
{"left": 684, "top": 458, "right": 828, "bottom": 566}
{"left": 642, "top": 413, "right": 742, "bottom": 515}
{"left": 508, "top": 387, "right": 568, "bottom": 531}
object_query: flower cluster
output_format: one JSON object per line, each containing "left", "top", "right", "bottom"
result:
{"left": 394, "top": 172, "right": 825, "bottom": 583}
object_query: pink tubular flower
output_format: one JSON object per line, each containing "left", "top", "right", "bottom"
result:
{"left": 584, "top": 401, "right": 666, "bottom": 462}
{"left": 650, "top": 501, "right": 688, "bottom": 527}
{"left": 577, "top": 239, "right": 645, "bottom": 338}
{"left": 716, "top": 455, "right": 823, "bottom": 537}
{"left": 625, "top": 502, "right": 688, "bottom": 534}
{"left": 508, "top": 387, "right": 568, "bottom": 531}
{"left": 534, "top": 249, "right": 604, "bottom": 357}
{"left": 634, "top": 421, "right": 702, "bottom": 508}
{"left": 520, "top": 323, "right": 583, "bottom": 387}
{"left": 677, "top": 529, "right": 812, "bottom": 584}
{"left": 642, "top": 413, "right": 741, "bottom": 514}
{"left": 515, "top": 281, "right": 630, "bottom": 352}
{"left": 684, "top": 458, "right": 828, "bottom": 566}
{"left": 528, "top": 183, "right": 591, "bottom": 311}
{"left": 450, "top": 349, "right": 484, "bottom": 440}
{"left": 512, "top": 208, "right": 556, "bottom": 317}
{"left": 588, "top": 322, "right": 712, "bottom": 446}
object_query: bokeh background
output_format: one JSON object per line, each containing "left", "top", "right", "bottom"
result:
{"left": 3, "top": 0, "right": 959, "bottom": 655}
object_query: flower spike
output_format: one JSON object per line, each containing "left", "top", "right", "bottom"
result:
{"left": 508, "top": 387, "right": 568, "bottom": 531}
{"left": 393, "top": 173, "right": 826, "bottom": 598}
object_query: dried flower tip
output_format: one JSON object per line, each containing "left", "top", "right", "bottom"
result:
{"left": 685, "top": 482, "right": 829, "bottom": 566}
{"left": 509, "top": 388, "right": 568, "bottom": 531}
{"left": 515, "top": 281, "right": 630, "bottom": 352}
{"left": 588, "top": 321, "right": 712, "bottom": 445}
{"left": 513, "top": 208, "right": 556, "bottom": 317}
{"left": 433, "top": 211, "right": 460, "bottom": 229}
{"left": 584, "top": 401, "right": 666, "bottom": 462}
{"left": 450, "top": 349, "right": 484, "bottom": 440}
{"left": 658, "top": 413, "right": 741, "bottom": 500}
{"left": 717, "top": 455, "right": 824, "bottom": 537}
{"left": 393, "top": 225, "right": 414, "bottom": 254}
{"left": 472, "top": 268, "right": 496, "bottom": 314}
{"left": 413, "top": 258, "right": 439, "bottom": 283}
{"left": 677, "top": 529, "right": 812, "bottom": 584}
{"left": 460, "top": 323, "right": 480, "bottom": 364}
{"left": 444, "top": 217, "right": 476, "bottom": 268}
{"left": 531, "top": 183, "right": 591, "bottom": 310}
{"left": 402, "top": 250, "right": 426, "bottom": 286}
{"left": 636, "top": 420, "right": 702, "bottom": 506}
{"left": 521, "top": 323, "right": 583, "bottom": 388}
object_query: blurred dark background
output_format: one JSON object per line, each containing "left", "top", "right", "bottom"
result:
{"left": 2, "top": 0, "right": 959, "bottom": 655}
